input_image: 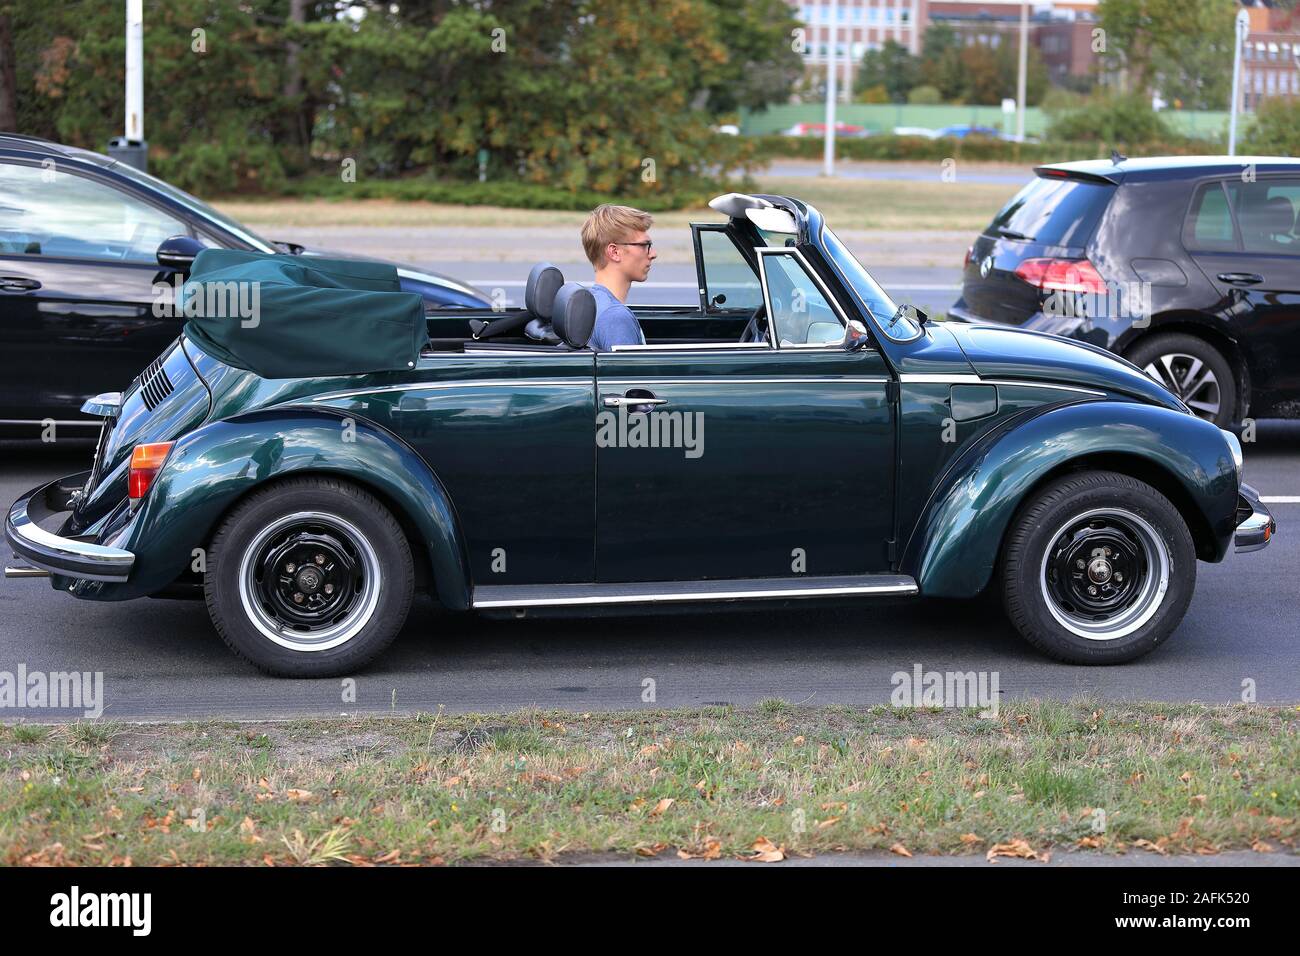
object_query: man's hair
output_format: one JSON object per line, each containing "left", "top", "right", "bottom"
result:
{"left": 581, "top": 204, "right": 654, "bottom": 268}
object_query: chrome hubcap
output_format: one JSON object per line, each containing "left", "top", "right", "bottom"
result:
{"left": 238, "top": 511, "right": 381, "bottom": 652}
{"left": 1143, "top": 352, "right": 1221, "bottom": 421}
{"left": 1039, "top": 508, "right": 1169, "bottom": 641}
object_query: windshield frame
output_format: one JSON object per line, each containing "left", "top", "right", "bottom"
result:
{"left": 816, "top": 219, "right": 917, "bottom": 342}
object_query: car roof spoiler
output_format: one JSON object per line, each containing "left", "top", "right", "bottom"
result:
{"left": 1033, "top": 165, "right": 1120, "bottom": 186}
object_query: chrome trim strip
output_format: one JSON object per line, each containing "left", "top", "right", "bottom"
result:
{"left": 981, "top": 379, "right": 1106, "bottom": 396}
{"left": 473, "top": 577, "right": 919, "bottom": 608}
{"left": 598, "top": 377, "right": 889, "bottom": 386}
{"left": 610, "top": 341, "right": 771, "bottom": 352}
{"left": 307, "top": 379, "right": 591, "bottom": 403}
{"left": 897, "top": 374, "right": 983, "bottom": 384}
{"left": 4, "top": 565, "right": 51, "bottom": 579}
{"left": 0, "top": 419, "right": 101, "bottom": 426}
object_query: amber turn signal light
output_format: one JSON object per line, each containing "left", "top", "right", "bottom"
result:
{"left": 128, "top": 442, "right": 175, "bottom": 500}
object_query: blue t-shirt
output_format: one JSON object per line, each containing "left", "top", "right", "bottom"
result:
{"left": 588, "top": 283, "right": 645, "bottom": 351}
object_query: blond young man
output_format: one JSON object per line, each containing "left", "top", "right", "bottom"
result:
{"left": 579, "top": 204, "right": 657, "bottom": 351}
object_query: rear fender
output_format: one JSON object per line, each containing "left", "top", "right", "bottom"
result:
{"left": 105, "top": 408, "right": 470, "bottom": 608}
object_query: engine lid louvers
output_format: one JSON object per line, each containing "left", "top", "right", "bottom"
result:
{"left": 138, "top": 355, "right": 174, "bottom": 411}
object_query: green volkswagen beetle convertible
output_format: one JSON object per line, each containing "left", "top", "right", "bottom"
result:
{"left": 5, "top": 193, "right": 1275, "bottom": 676}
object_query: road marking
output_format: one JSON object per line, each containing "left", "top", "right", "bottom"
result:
{"left": 1260, "top": 496, "right": 1300, "bottom": 503}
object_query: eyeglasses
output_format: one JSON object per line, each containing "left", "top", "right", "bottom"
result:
{"left": 613, "top": 241, "right": 653, "bottom": 252}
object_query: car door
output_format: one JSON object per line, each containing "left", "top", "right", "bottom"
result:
{"left": 594, "top": 245, "right": 895, "bottom": 583}
{"left": 0, "top": 159, "right": 190, "bottom": 427}
{"left": 1183, "top": 176, "right": 1300, "bottom": 412}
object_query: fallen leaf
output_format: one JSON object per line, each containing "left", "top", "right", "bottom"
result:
{"left": 649, "top": 798, "right": 674, "bottom": 817}
{"left": 745, "top": 837, "right": 785, "bottom": 863}
{"left": 986, "top": 839, "right": 1042, "bottom": 863}
{"left": 816, "top": 816, "right": 841, "bottom": 830}
{"left": 890, "top": 842, "right": 913, "bottom": 858}
{"left": 959, "top": 833, "right": 981, "bottom": 846}
{"left": 1133, "top": 838, "right": 1168, "bottom": 855}
{"left": 677, "top": 838, "right": 722, "bottom": 861}
{"left": 286, "top": 789, "right": 314, "bottom": 802}
{"left": 636, "top": 842, "right": 669, "bottom": 857}
{"left": 792, "top": 735, "right": 805, "bottom": 745}
{"left": 1077, "top": 836, "right": 1104, "bottom": 849}
{"left": 1251, "top": 839, "right": 1275, "bottom": 853}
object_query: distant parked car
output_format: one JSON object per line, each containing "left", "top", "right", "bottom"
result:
{"left": 716, "top": 124, "right": 741, "bottom": 136}
{"left": 935, "top": 124, "right": 1002, "bottom": 139}
{"left": 0, "top": 134, "right": 490, "bottom": 437}
{"left": 891, "top": 126, "right": 939, "bottom": 139}
{"left": 950, "top": 156, "right": 1300, "bottom": 427}
{"left": 783, "top": 122, "right": 872, "bottom": 138}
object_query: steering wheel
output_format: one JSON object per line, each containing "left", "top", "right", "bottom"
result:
{"left": 739, "top": 303, "right": 768, "bottom": 344}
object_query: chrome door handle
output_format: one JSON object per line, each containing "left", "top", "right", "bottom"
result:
{"left": 1217, "top": 272, "right": 1264, "bottom": 286}
{"left": 603, "top": 395, "right": 668, "bottom": 408}
{"left": 0, "top": 276, "right": 41, "bottom": 292}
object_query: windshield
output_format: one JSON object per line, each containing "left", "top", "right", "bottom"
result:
{"left": 819, "top": 224, "right": 912, "bottom": 339}
{"left": 107, "top": 161, "right": 276, "bottom": 252}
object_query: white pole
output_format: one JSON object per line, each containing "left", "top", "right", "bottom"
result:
{"left": 125, "top": 0, "right": 143, "bottom": 141}
{"left": 1015, "top": 2, "right": 1027, "bottom": 142}
{"left": 1228, "top": 9, "right": 1249, "bottom": 156}
{"left": 824, "top": 0, "right": 838, "bottom": 177}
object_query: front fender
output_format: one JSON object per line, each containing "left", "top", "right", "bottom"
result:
{"left": 120, "top": 408, "right": 470, "bottom": 608}
{"left": 903, "top": 401, "right": 1239, "bottom": 598}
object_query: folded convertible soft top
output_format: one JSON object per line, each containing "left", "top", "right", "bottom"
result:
{"left": 181, "top": 249, "right": 426, "bottom": 378}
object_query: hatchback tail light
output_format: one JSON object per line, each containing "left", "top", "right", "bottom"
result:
{"left": 1013, "top": 257, "right": 1107, "bottom": 294}
{"left": 128, "top": 442, "right": 175, "bottom": 500}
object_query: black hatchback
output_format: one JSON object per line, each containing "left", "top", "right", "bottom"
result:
{"left": 950, "top": 155, "right": 1300, "bottom": 427}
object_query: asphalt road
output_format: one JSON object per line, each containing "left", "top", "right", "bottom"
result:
{"left": 2, "top": 421, "right": 1298, "bottom": 721}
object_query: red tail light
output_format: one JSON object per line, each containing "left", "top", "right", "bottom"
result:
{"left": 1013, "top": 258, "right": 1107, "bottom": 294}
{"left": 128, "top": 442, "right": 174, "bottom": 500}
{"left": 965, "top": 245, "right": 975, "bottom": 268}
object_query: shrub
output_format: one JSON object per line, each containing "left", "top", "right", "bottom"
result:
{"left": 1045, "top": 93, "right": 1176, "bottom": 147}
{"left": 1241, "top": 98, "right": 1300, "bottom": 156}
{"left": 907, "top": 85, "right": 942, "bottom": 106}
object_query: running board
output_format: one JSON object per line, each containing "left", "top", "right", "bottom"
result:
{"left": 472, "top": 574, "right": 918, "bottom": 609}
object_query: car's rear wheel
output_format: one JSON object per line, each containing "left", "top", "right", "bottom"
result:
{"left": 1127, "top": 333, "right": 1235, "bottom": 427}
{"left": 1000, "top": 471, "right": 1195, "bottom": 664}
{"left": 205, "top": 477, "right": 413, "bottom": 677}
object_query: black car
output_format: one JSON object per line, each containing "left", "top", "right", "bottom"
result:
{"left": 951, "top": 155, "right": 1300, "bottom": 427}
{"left": 0, "top": 134, "right": 489, "bottom": 438}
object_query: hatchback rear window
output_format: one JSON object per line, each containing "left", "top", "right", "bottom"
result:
{"left": 987, "top": 176, "right": 1114, "bottom": 248}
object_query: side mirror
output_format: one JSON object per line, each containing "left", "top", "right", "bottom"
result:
{"left": 157, "top": 235, "right": 204, "bottom": 273}
{"left": 842, "top": 319, "right": 872, "bottom": 351}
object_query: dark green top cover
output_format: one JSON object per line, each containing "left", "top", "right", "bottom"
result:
{"left": 181, "top": 249, "right": 426, "bottom": 378}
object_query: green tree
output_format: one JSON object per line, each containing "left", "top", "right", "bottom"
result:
{"left": 1098, "top": 0, "right": 1238, "bottom": 109}
{"left": 854, "top": 39, "right": 917, "bottom": 103}
{"left": 919, "top": 23, "right": 966, "bottom": 101}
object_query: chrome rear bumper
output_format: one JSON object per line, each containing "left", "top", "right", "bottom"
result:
{"left": 1234, "top": 484, "right": 1276, "bottom": 554}
{"left": 4, "top": 473, "right": 135, "bottom": 582}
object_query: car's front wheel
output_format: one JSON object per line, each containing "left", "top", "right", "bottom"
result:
{"left": 1000, "top": 471, "right": 1196, "bottom": 664}
{"left": 204, "top": 477, "right": 414, "bottom": 677}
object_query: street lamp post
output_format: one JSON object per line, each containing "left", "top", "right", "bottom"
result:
{"left": 1015, "top": 2, "right": 1028, "bottom": 142}
{"left": 108, "top": 0, "right": 148, "bottom": 171}
{"left": 824, "top": 0, "right": 838, "bottom": 177}
{"left": 1228, "top": 8, "right": 1250, "bottom": 156}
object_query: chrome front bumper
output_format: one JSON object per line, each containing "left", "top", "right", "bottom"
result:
{"left": 4, "top": 473, "right": 135, "bottom": 582}
{"left": 1234, "top": 483, "right": 1276, "bottom": 554}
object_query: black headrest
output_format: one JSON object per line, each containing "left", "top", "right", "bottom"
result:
{"left": 525, "top": 263, "right": 564, "bottom": 320}
{"left": 551, "top": 282, "right": 596, "bottom": 349}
